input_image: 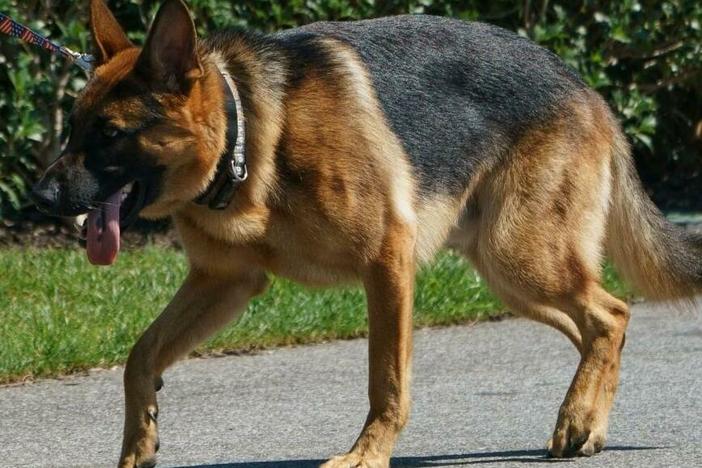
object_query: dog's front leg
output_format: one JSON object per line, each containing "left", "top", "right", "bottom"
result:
{"left": 324, "top": 221, "right": 416, "bottom": 468}
{"left": 118, "top": 268, "right": 268, "bottom": 468}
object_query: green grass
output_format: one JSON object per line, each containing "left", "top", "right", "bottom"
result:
{"left": 0, "top": 247, "right": 629, "bottom": 383}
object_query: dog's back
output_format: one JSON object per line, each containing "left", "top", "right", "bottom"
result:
{"left": 278, "top": 15, "right": 588, "bottom": 196}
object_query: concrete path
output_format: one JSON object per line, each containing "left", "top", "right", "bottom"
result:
{"left": 1, "top": 302, "right": 700, "bottom": 467}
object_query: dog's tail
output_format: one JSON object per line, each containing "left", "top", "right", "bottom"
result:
{"left": 606, "top": 129, "right": 702, "bottom": 301}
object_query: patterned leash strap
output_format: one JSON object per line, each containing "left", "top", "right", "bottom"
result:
{"left": 0, "top": 11, "right": 95, "bottom": 72}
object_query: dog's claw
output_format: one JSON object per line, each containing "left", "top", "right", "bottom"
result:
{"left": 561, "top": 432, "right": 589, "bottom": 457}
{"left": 568, "top": 430, "right": 591, "bottom": 456}
{"left": 548, "top": 425, "right": 601, "bottom": 458}
{"left": 147, "top": 407, "right": 158, "bottom": 423}
{"left": 136, "top": 457, "right": 157, "bottom": 468}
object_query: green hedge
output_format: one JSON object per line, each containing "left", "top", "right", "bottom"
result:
{"left": 0, "top": 0, "right": 700, "bottom": 216}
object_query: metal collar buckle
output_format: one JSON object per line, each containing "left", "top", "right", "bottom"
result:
{"left": 230, "top": 158, "right": 248, "bottom": 182}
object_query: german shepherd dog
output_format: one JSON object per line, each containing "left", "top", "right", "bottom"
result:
{"left": 31, "top": 0, "right": 701, "bottom": 466}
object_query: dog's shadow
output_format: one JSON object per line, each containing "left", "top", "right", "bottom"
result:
{"left": 172, "top": 446, "right": 667, "bottom": 467}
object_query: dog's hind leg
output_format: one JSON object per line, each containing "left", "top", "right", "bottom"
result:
{"left": 323, "top": 218, "right": 416, "bottom": 468}
{"left": 117, "top": 268, "right": 268, "bottom": 468}
{"left": 459, "top": 94, "right": 629, "bottom": 458}
{"left": 473, "top": 256, "right": 626, "bottom": 458}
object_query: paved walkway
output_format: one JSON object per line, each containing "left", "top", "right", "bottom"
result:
{"left": 1, "top": 302, "right": 700, "bottom": 467}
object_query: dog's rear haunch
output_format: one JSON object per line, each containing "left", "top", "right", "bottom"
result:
{"left": 32, "top": 0, "right": 702, "bottom": 466}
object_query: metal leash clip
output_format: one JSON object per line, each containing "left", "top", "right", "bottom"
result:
{"left": 65, "top": 48, "right": 96, "bottom": 73}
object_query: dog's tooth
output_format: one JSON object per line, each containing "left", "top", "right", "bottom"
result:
{"left": 74, "top": 214, "right": 88, "bottom": 231}
{"left": 121, "top": 182, "right": 134, "bottom": 202}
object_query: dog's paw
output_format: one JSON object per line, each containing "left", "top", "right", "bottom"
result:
{"left": 547, "top": 431, "right": 605, "bottom": 458}
{"left": 547, "top": 410, "right": 605, "bottom": 458}
{"left": 320, "top": 452, "right": 389, "bottom": 468}
{"left": 118, "top": 455, "right": 157, "bottom": 468}
{"left": 118, "top": 408, "right": 160, "bottom": 468}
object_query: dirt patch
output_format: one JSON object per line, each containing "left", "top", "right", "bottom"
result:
{"left": 0, "top": 207, "right": 180, "bottom": 249}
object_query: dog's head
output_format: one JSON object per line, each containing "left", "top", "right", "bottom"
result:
{"left": 32, "top": 0, "right": 220, "bottom": 264}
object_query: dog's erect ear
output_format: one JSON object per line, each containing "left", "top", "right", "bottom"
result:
{"left": 90, "top": 0, "right": 133, "bottom": 64}
{"left": 137, "top": 0, "right": 203, "bottom": 92}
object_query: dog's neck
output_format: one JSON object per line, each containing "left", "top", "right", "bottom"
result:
{"left": 175, "top": 35, "right": 289, "bottom": 244}
{"left": 193, "top": 59, "right": 247, "bottom": 210}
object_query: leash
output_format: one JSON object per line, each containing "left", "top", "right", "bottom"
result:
{"left": 0, "top": 12, "right": 95, "bottom": 72}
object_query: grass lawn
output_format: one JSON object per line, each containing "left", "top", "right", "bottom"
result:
{"left": 0, "top": 247, "right": 630, "bottom": 384}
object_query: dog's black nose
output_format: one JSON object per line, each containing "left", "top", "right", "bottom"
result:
{"left": 31, "top": 178, "right": 60, "bottom": 214}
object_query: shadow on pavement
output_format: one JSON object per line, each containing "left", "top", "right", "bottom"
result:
{"left": 173, "top": 445, "right": 668, "bottom": 467}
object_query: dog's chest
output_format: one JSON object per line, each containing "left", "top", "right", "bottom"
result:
{"left": 174, "top": 208, "right": 372, "bottom": 286}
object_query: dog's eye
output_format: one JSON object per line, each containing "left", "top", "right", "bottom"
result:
{"left": 102, "top": 126, "right": 123, "bottom": 139}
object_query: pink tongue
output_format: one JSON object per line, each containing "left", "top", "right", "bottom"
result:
{"left": 86, "top": 191, "right": 121, "bottom": 266}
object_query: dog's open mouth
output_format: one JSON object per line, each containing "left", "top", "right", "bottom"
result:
{"left": 80, "top": 181, "right": 147, "bottom": 266}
